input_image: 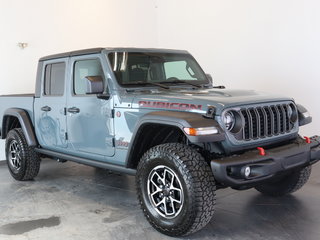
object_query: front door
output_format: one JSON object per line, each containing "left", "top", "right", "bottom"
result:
{"left": 34, "top": 59, "right": 68, "bottom": 150}
{"left": 66, "top": 55, "right": 115, "bottom": 158}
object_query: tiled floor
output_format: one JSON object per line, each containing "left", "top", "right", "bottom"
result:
{"left": 0, "top": 159, "right": 320, "bottom": 240}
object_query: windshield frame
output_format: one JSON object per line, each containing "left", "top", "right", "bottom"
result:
{"left": 106, "top": 51, "right": 210, "bottom": 89}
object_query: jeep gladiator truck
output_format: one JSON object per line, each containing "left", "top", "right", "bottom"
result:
{"left": 1, "top": 48, "right": 320, "bottom": 236}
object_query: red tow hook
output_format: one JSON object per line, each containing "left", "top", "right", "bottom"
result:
{"left": 257, "top": 147, "right": 266, "bottom": 156}
{"left": 304, "top": 136, "right": 311, "bottom": 144}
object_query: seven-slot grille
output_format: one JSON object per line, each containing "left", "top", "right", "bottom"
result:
{"left": 239, "top": 103, "right": 294, "bottom": 140}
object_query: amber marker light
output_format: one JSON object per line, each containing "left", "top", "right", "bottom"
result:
{"left": 302, "top": 111, "right": 311, "bottom": 118}
{"left": 183, "top": 127, "right": 219, "bottom": 136}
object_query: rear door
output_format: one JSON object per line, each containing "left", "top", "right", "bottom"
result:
{"left": 65, "top": 55, "right": 115, "bottom": 158}
{"left": 34, "top": 59, "right": 68, "bottom": 150}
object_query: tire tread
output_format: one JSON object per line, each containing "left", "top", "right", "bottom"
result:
{"left": 255, "top": 166, "right": 312, "bottom": 197}
{"left": 136, "top": 143, "right": 216, "bottom": 236}
{"left": 6, "top": 128, "right": 40, "bottom": 181}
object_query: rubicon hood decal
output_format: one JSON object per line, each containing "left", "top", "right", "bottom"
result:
{"left": 139, "top": 101, "right": 202, "bottom": 110}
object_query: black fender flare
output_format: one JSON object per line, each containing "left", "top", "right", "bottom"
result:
{"left": 125, "top": 111, "right": 225, "bottom": 167}
{"left": 297, "top": 104, "right": 312, "bottom": 126}
{"left": 2, "top": 108, "right": 38, "bottom": 146}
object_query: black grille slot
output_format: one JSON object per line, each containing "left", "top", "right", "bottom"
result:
{"left": 283, "top": 105, "right": 290, "bottom": 131}
{"left": 271, "top": 106, "right": 279, "bottom": 134}
{"left": 264, "top": 106, "right": 272, "bottom": 136}
{"left": 257, "top": 108, "right": 265, "bottom": 138}
{"left": 241, "top": 109, "right": 250, "bottom": 139}
{"left": 240, "top": 103, "right": 294, "bottom": 141}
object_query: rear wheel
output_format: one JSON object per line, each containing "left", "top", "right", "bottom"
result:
{"left": 136, "top": 143, "right": 216, "bottom": 236}
{"left": 5, "top": 128, "right": 40, "bottom": 181}
{"left": 255, "top": 166, "right": 312, "bottom": 197}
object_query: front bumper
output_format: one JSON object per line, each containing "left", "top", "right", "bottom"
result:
{"left": 211, "top": 136, "right": 320, "bottom": 187}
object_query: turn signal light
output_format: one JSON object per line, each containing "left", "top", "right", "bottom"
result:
{"left": 183, "top": 127, "right": 218, "bottom": 136}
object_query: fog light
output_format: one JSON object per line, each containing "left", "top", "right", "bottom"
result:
{"left": 244, "top": 166, "right": 251, "bottom": 178}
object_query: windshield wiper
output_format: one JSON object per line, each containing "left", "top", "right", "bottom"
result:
{"left": 126, "top": 81, "right": 170, "bottom": 89}
{"left": 159, "top": 79, "right": 202, "bottom": 88}
{"left": 212, "top": 85, "right": 226, "bottom": 89}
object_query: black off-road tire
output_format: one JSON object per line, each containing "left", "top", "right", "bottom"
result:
{"left": 5, "top": 128, "right": 40, "bottom": 181}
{"left": 255, "top": 166, "right": 312, "bottom": 197}
{"left": 136, "top": 143, "right": 216, "bottom": 237}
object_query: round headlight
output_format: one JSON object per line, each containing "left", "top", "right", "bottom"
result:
{"left": 223, "top": 111, "right": 235, "bottom": 131}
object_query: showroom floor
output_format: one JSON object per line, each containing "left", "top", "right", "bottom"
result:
{"left": 0, "top": 159, "right": 320, "bottom": 240}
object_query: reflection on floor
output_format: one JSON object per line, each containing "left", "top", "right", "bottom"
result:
{"left": 0, "top": 159, "right": 320, "bottom": 240}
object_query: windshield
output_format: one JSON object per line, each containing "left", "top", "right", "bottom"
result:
{"left": 108, "top": 52, "right": 208, "bottom": 87}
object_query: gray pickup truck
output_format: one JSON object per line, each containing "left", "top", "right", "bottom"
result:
{"left": 1, "top": 48, "right": 320, "bottom": 236}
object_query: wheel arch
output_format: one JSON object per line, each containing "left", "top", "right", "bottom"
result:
{"left": 1, "top": 108, "right": 38, "bottom": 146}
{"left": 125, "top": 111, "right": 225, "bottom": 169}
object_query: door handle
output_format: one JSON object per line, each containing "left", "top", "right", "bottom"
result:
{"left": 41, "top": 106, "right": 51, "bottom": 112}
{"left": 67, "top": 107, "right": 80, "bottom": 114}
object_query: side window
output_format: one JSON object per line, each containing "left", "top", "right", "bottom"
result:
{"left": 74, "top": 59, "right": 105, "bottom": 95}
{"left": 164, "top": 61, "right": 197, "bottom": 80}
{"left": 44, "top": 62, "right": 66, "bottom": 95}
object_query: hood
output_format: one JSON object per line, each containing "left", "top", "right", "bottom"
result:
{"left": 128, "top": 88, "right": 293, "bottom": 115}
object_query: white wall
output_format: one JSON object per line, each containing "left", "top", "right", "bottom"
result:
{"left": 0, "top": 0, "right": 158, "bottom": 95}
{"left": 0, "top": 0, "right": 158, "bottom": 159}
{"left": 0, "top": 0, "right": 319, "bottom": 159}
{"left": 155, "top": 0, "right": 320, "bottom": 137}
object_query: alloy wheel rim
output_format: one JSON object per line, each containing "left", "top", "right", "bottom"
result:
{"left": 147, "top": 165, "right": 184, "bottom": 219}
{"left": 8, "top": 140, "right": 22, "bottom": 171}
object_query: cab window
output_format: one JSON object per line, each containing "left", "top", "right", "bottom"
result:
{"left": 44, "top": 62, "right": 65, "bottom": 96}
{"left": 73, "top": 59, "right": 105, "bottom": 95}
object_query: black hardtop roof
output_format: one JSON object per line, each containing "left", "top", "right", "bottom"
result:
{"left": 39, "top": 48, "right": 104, "bottom": 61}
{"left": 39, "top": 47, "right": 189, "bottom": 61}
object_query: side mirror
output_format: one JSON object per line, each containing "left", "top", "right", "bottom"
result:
{"left": 205, "top": 73, "right": 214, "bottom": 87}
{"left": 85, "top": 76, "right": 104, "bottom": 94}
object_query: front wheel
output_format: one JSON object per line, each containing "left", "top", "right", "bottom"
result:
{"left": 255, "top": 165, "right": 312, "bottom": 197}
{"left": 136, "top": 143, "right": 216, "bottom": 237}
